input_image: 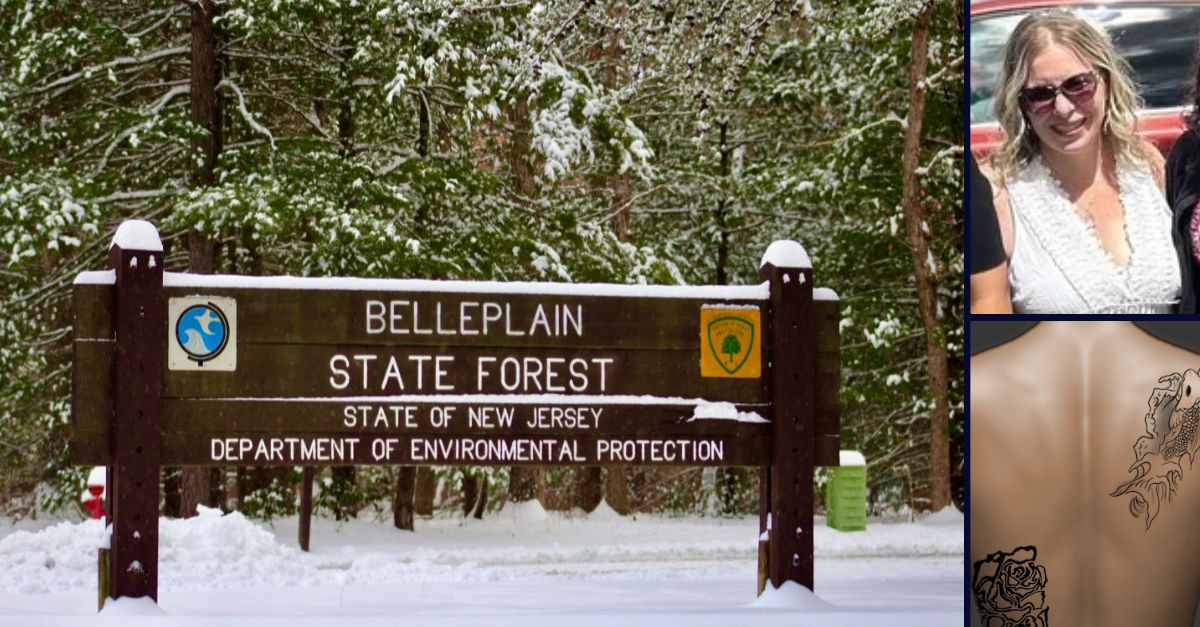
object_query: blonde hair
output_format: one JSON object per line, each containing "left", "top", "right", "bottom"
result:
{"left": 990, "top": 10, "right": 1151, "bottom": 178}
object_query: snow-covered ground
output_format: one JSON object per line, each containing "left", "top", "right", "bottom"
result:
{"left": 0, "top": 503, "right": 963, "bottom": 626}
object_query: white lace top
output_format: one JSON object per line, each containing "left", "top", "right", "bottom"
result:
{"left": 1005, "top": 157, "right": 1181, "bottom": 314}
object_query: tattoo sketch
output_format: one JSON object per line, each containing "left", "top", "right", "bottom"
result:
{"left": 973, "top": 546, "right": 1049, "bottom": 627}
{"left": 1111, "top": 370, "right": 1200, "bottom": 530}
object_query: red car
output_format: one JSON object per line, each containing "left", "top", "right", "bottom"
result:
{"left": 970, "top": 0, "right": 1198, "bottom": 158}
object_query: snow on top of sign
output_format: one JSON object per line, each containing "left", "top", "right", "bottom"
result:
{"left": 215, "top": 394, "right": 767, "bottom": 407}
{"left": 110, "top": 219, "right": 162, "bottom": 252}
{"left": 700, "top": 303, "right": 760, "bottom": 310}
{"left": 760, "top": 240, "right": 811, "bottom": 269}
{"left": 73, "top": 270, "right": 115, "bottom": 285}
{"left": 160, "top": 272, "right": 770, "bottom": 300}
{"left": 814, "top": 287, "right": 839, "bottom": 301}
{"left": 747, "top": 580, "right": 835, "bottom": 610}
{"left": 688, "top": 402, "right": 768, "bottom": 423}
{"left": 87, "top": 466, "right": 106, "bottom": 487}
{"left": 839, "top": 450, "right": 866, "bottom": 466}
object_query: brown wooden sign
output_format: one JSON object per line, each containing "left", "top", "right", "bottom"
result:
{"left": 71, "top": 220, "right": 840, "bottom": 606}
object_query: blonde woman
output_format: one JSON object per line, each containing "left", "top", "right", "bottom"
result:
{"left": 980, "top": 10, "right": 1179, "bottom": 313}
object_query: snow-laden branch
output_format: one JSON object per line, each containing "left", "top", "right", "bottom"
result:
{"left": 919, "top": 55, "right": 963, "bottom": 92}
{"left": 96, "top": 85, "right": 191, "bottom": 171}
{"left": 376, "top": 149, "right": 421, "bottom": 177}
{"left": 816, "top": 113, "right": 906, "bottom": 146}
{"left": 30, "top": 46, "right": 190, "bottom": 94}
{"left": 915, "top": 145, "right": 963, "bottom": 177}
{"left": 217, "top": 79, "right": 276, "bottom": 150}
{"left": 116, "top": 7, "right": 184, "bottom": 41}
{"left": 148, "top": 84, "right": 191, "bottom": 115}
{"left": 94, "top": 188, "right": 188, "bottom": 204}
{"left": 98, "top": 125, "right": 149, "bottom": 172}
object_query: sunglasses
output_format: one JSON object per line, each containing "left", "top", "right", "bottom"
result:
{"left": 1019, "top": 72, "right": 1098, "bottom": 114}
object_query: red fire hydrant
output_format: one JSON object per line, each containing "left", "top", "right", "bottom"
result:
{"left": 81, "top": 466, "right": 106, "bottom": 519}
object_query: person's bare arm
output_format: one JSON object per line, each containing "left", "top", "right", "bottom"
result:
{"left": 971, "top": 263, "right": 1012, "bottom": 313}
{"left": 972, "top": 161, "right": 1014, "bottom": 312}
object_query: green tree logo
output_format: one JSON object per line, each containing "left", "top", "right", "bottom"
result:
{"left": 721, "top": 334, "right": 741, "bottom": 364}
{"left": 705, "top": 314, "right": 756, "bottom": 376}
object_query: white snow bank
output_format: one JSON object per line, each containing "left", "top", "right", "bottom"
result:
{"left": 0, "top": 508, "right": 961, "bottom": 595}
{"left": 838, "top": 451, "right": 865, "bottom": 466}
{"left": 160, "top": 505, "right": 328, "bottom": 590}
{"left": 496, "top": 500, "right": 550, "bottom": 526}
{"left": 0, "top": 518, "right": 107, "bottom": 593}
{"left": 690, "top": 402, "right": 768, "bottom": 423}
{"left": 110, "top": 219, "right": 162, "bottom": 252}
{"left": 917, "top": 507, "right": 964, "bottom": 527}
{"left": 587, "top": 499, "right": 622, "bottom": 521}
{"left": 99, "top": 596, "right": 165, "bottom": 615}
{"left": 760, "top": 241, "right": 811, "bottom": 269}
{"left": 748, "top": 580, "right": 835, "bottom": 610}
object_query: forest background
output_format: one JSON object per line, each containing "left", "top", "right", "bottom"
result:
{"left": 0, "top": 0, "right": 963, "bottom": 525}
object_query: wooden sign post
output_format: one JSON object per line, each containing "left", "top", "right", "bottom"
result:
{"left": 73, "top": 220, "right": 840, "bottom": 607}
{"left": 760, "top": 242, "right": 815, "bottom": 591}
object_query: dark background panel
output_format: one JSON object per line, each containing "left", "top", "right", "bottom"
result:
{"left": 970, "top": 322, "right": 1200, "bottom": 356}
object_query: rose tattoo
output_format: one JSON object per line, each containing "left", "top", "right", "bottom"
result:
{"left": 1111, "top": 370, "right": 1200, "bottom": 529}
{"left": 973, "top": 546, "right": 1049, "bottom": 627}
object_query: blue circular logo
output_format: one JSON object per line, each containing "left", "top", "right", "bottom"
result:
{"left": 175, "top": 303, "right": 229, "bottom": 364}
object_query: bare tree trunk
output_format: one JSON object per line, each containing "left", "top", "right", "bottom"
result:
{"left": 610, "top": 172, "right": 631, "bottom": 241}
{"left": 899, "top": 3, "right": 951, "bottom": 512}
{"left": 573, "top": 467, "right": 603, "bottom": 512}
{"left": 507, "top": 99, "right": 544, "bottom": 505}
{"left": 604, "top": 468, "right": 629, "bottom": 514}
{"left": 180, "top": 466, "right": 211, "bottom": 518}
{"left": 717, "top": 468, "right": 743, "bottom": 515}
{"left": 578, "top": 2, "right": 631, "bottom": 509}
{"left": 715, "top": 121, "right": 730, "bottom": 285}
{"left": 298, "top": 467, "right": 314, "bottom": 551}
{"left": 190, "top": 0, "right": 221, "bottom": 190}
{"left": 394, "top": 467, "right": 416, "bottom": 530}
{"left": 162, "top": 469, "right": 181, "bottom": 518}
{"left": 330, "top": 28, "right": 363, "bottom": 522}
{"left": 508, "top": 467, "right": 542, "bottom": 503}
{"left": 392, "top": 91, "right": 432, "bottom": 525}
{"left": 414, "top": 468, "right": 435, "bottom": 516}
{"left": 603, "top": 1, "right": 631, "bottom": 242}
{"left": 471, "top": 475, "right": 488, "bottom": 519}
{"left": 462, "top": 472, "right": 478, "bottom": 516}
{"left": 181, "top": 0, "right": 223, "bottom": 519}
{"left": 509, "top": 99, "right": 536, "bottom": 197}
